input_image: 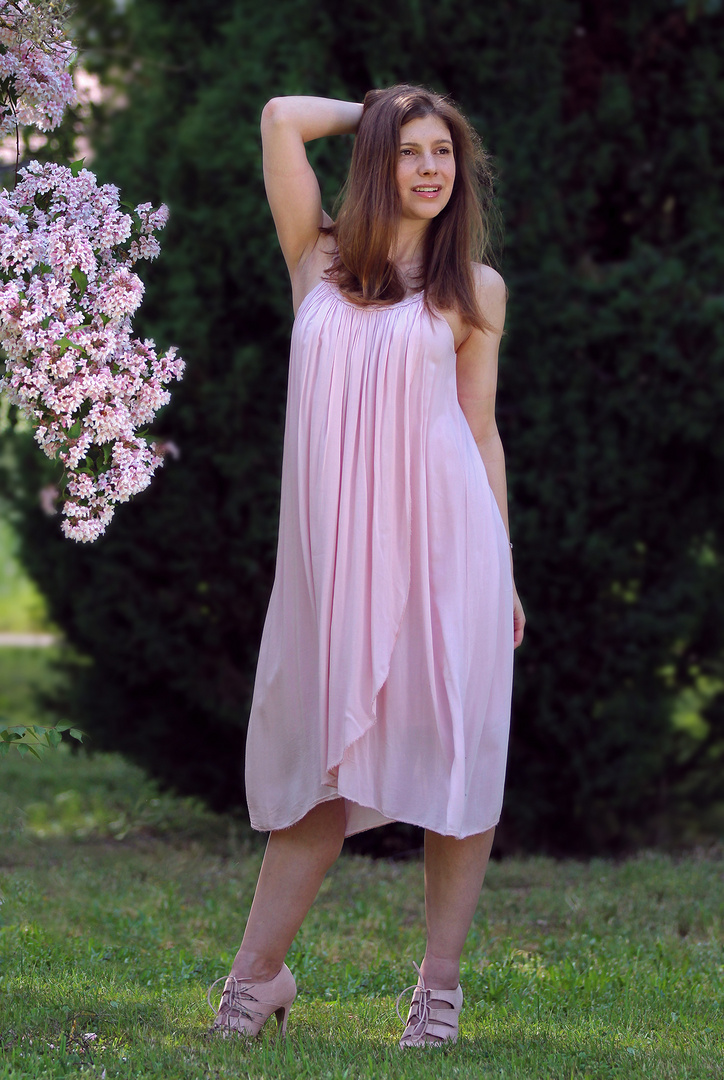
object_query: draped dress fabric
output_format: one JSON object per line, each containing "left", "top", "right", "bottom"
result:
{"left": 245, "top": 279, "right": 514, "bottom": 839}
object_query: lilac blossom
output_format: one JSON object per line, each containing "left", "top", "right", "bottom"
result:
{"left": 0, "top": 161, "right": 184, "bottom": 541}
{"left": 0, "top": 3, "right": 184, "bottom": 542}
{"left": 0, "top": 1, "right": 77, "bottom": 135}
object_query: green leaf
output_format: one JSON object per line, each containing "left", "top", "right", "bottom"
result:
{"left": 56, "top": 338, "right": 86, "bottom": 358}
{"left": 70, "top": 159, "right": 86, "bottom": 178}
{"left": 69, "top": 729, "right": 84, "bottom": 743}
{"left": 46, "top": 729, "right": 62, "bottom": 749}
{"left": 71, "top": 268, "right": 88, "bottom": 296}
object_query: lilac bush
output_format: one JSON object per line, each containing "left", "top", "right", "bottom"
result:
{"left": 0, "top": 1, "right": 183, "bottom": 541}
{"left": 0, "top": 0, "right": 76, "bottom": 135}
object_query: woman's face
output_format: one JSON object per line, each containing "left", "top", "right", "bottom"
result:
{"left": 396, "top": 114, "right": 456, "bottom": 224}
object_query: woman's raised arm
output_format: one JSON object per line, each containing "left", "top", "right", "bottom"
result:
{"left": 261, "top": 96, "right": 363, "bottom": 277}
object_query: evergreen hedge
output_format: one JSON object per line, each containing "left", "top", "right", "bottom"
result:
{"left": 2, "top": 0, "right": 723, "bottom": 851}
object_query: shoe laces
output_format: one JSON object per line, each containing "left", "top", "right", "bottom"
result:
{"left": 395, "top": 962, "right": 431, "bottom": 1040}
{"left": 207, "top": 974, "right": 267, "bottom": 1026}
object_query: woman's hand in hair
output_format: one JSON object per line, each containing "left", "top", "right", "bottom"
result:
{"left": 261, "top": 97, "right": 362, "bottom": 277}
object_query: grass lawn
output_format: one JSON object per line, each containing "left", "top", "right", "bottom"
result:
{"left": 0, "top": 520, "right": 52, "bottom": 635}
{"left": 0, "top": 647, "right": 68, "bottom": 731}
{"left": 0, "top": 743, "right": 722, "bottom": 1080}
{"left": 1, "top": 516, "right": 722, "bottom": 1075}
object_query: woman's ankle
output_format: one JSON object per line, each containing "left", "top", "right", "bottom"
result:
{"left": 419, "top": 954, "right": 460, "bottom": 991}
{"left": 230, "top": 950, "right": 284, "bottom": 983}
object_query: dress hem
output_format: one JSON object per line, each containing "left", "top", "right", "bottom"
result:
{"left": 248, "top": 790, "right": 502, "bottom": 841}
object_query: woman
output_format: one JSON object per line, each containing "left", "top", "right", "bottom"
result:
{"left": 208, "top": 85, "right": 525, "bottom": 1047}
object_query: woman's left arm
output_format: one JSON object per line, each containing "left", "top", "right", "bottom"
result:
{"left": 456, "top": 265, "right": 526, "bottom": 649}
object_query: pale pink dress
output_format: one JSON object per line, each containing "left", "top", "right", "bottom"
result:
{"left": 245, "top": 279, "right": 514, "bottom": 839}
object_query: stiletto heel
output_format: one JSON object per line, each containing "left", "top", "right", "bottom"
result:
{"left": 276, "top": 1001, "right": 292, "bottom": 1036}
{"left": 396, "top": 962, "right": 463, "bottom": 1047}
{"left": 207, "top": 963, "right": 296, "bottom": 1038}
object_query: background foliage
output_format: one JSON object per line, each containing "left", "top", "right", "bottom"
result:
{"left": 1, "top": 0, "right": 723, "bottom": 852}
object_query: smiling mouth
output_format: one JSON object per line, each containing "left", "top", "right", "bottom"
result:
{"left": 412, "top": 186, "right": 442, "bottom": 196}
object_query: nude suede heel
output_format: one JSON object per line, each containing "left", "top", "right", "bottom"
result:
{"left": 207, "top": 963, "right": 296, "bottom": 1037}
{"left": 396, "top": 962, "right": 463, "bottom": 1047}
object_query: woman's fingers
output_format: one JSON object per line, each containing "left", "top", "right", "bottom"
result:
{"left": 513, "top": 591, "right": 526, "bottom": 649}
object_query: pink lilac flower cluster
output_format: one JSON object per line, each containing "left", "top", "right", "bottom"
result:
{"left": 0, "top": 1, "right": 77, "bottom": 135}
{"left": 0, "top": 161, "right": 185, "bottom": 541}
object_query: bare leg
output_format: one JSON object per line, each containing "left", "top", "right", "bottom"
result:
{"left": 420, "top": 826, "right": 496, "bottom": 990}
{"left": 230, "top": 798, "right": 347, "bottom": 982}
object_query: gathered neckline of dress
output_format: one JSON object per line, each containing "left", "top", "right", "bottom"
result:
{"left": 296, "top": 279, "right": 457, "bottom": 358}
{"left": 302, "top": 279, "right": 425, "bottom": 314}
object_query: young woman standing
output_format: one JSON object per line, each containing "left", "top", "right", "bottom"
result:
{"left": 208, "top": 85, "right": 525, "bottom": 1047}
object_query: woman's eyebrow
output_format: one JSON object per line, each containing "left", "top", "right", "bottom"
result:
{"left": 400, "top": 138, "right": 453, "bottom": 148}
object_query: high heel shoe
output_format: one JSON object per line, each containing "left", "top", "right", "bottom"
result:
{"left": 396, "top": 962, "right": 463, "bottom": 1047}
{"left": 207, "top": 963, "right": 296, "bottom": 1038}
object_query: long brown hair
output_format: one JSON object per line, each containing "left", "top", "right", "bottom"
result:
{"left": 325, "top": 85, "right": 497, "bottom": 332}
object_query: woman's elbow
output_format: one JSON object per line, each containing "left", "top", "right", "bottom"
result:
{"left": 471, "top": 421, "right": 501, "bottom": 453}
{"left": 260, "top": 97, "right": 287, "bottom": 132}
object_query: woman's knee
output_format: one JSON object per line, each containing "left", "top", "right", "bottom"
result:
{"left": 312, "top": 800, "right": 346, "bottom": 867}
{"left": 275, "top": 799, "right": 346, "bottom": 868}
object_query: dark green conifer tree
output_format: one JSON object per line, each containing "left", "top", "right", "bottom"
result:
{"left": 2, "top": 0, "right": 723, "bottom": 850}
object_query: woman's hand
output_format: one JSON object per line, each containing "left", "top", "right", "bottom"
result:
{"left": 513, "top": 587, "right": 526, "bottom": 649}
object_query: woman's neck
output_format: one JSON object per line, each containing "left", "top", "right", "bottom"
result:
{"left": 390, "top": 220, "right": 428, "bottom": 271}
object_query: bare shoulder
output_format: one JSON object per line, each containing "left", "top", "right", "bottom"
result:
{"left": 472, "top": 262, "right": 506, "bottom": 292}
{"left": 472, "top": 263, "right": 507, "bottom": 335}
